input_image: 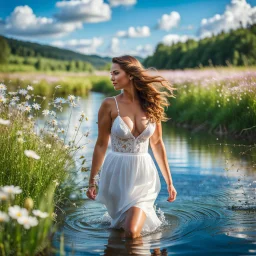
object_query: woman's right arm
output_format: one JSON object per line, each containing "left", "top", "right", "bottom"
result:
{"left": 88, "top": 97, "right": 112, "bottom": 187}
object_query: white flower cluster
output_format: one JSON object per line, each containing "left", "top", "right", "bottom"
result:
{"left": 0, "top": 185, "right": 49, "bottom": 229}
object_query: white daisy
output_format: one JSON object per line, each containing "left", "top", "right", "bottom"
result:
{"left": 24, "top": 150, "right": 40, "bottom": 160}
{"left": 25, "top": 105, "right": 32, "bottom": 113}
{"left": 0, "top": 211, "right": 9, "bottom": 222}
{"left": 0, "top": 83, "right": 6, "bottom": 90}
{"left": 2, "top": 185, "right": 22, "bottom": 195}
{"left": 50, "top": 119, "right": 58, "bottom": 126}
{"left": 54, "top": 97, "right": 66, "bottom": 104}
{"left": 25, "top": 95, "right": 31, "bottom": 100}
{"left": 27, "top": 85, "right": 34, "bottom": 91}
{"left": 19, "top": 89, "right": 28, "bottom": 96}
{"left": 32, "top": 209, "right": 49, "bottom": 218}
{"left": 8, "top": 205, "right": 28, "bottom": 220}
{"left": 68, "top": 95, "right": 75, "bottom": 102}
{"left": 0, "top": 118, "right": 10, "bottom": 125}
{"left": 0, "top": 94, "right": 7, "bottom": 103}
{"left": 57, "top": 128, "right": 65, "bottom": 134}
{"left": 42, "top": 109, "right": 50, "bottom": 116}
{"left": 17, "top": 215, "right": 38, "bottom": 229}
{"left": 0, "top": 191, "right": 9, "bottom": 201}
{"left": 12, "top": 96, "right": 19, "bottom": 101}
{"left": 32, "top": 103, "right": 41, "bottom": 110}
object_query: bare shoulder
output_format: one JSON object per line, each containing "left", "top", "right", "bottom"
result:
{"left": 98, "top": 97, "right": 115, "bottom": 119}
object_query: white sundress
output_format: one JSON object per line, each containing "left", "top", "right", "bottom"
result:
{"left": 95, "top": 96, "right": 162, "bottom": 233}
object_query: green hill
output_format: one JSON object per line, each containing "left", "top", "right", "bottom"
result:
{"left": 2, "top": 35, "right": 111, "bottom": 69}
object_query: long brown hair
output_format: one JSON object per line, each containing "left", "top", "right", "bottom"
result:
{"left": 112, "top": 55, "right": 176, "bottom": 123}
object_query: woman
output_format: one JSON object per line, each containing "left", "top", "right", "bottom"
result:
{"left": 86, "top": 55, "right": 177, "bottom": 239}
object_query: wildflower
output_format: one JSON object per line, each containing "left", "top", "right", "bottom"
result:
{"left": 17, "top": 137, "right": 25, "bottom": 143}
{"left": 25, "top": 95, "right": 31, "bottom": 100}
{"left": 19, "top": 89, "right": 28, "bottom": 96}
{"left": 27, "top": 85, "right": 34, "bottom": 91}
{"left": 0, "top": 211, "right": 9, "bottom": 223}
{"left": 57, "top": 128, "right": 65, "bottom": 134}
{"left": 24, "top": 150, "right": 40, "bottom": 160}
{"left": 0, "top": 191, "right": 8, "bottom": 201}
{"left": 80, "top": 111, "right": 85, "bottom": 118}
{"left": 17, "top": 215, "right": 38, "bottom": 229}
{"left": 0, "top": 94, "right": 7, "bottom": 103}
{"left": 50, "top": 119, "right": 58, "bottom": 126}
{"left": 2, "top": 185, "right": 22, "bottom": 195}
{"left": 54, "top": 97, "right": 66, "bottom": 104}
{"left": 8, "top": 91, "right": 18, "bottom": 96}
{"left": 0, "top": 118, "right": 10, "bottom": 125}
{"left": 42, "top": 109, "right": 50, "bottom": 116}
{"left": 32, "top": 209, "right": 49, "bottom": 218}
{"left": 50, "top": 110, "right": 56, "bottom": 117}
{"left": 32, "top": 103, "right": 41, "bottom": 110}
{"left": 25, "top": 105, "right": 32, "bottom": 113}
{"left": 70, "top": 102, "right": 77, "bottom": 108}
{"left": 8, "top": 205, "right": 28, "bottom": 219}
{"left": 0, "top": 83, "right": 7, "bottom": 91}
{"left": 45, "top": 144, "right": 52, "bottom": 149}
{"left": 68, "top": 95, "right": 75, "bottom": 102}
{"left": 12, "top": 96, "right": 19, "bottom": 101}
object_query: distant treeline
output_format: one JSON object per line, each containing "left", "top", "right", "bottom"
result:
{"left": 143, "top": 24, "right": 256, "bottom": 69}
{"left": 0, "top": 35, "right": 112, "bottom": 69}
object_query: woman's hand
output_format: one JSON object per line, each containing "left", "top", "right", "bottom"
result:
{"left": 86, "top": 186, "right": 97, "bottom": 200}
{"left": 167, "top": 184, "right": 177, "bottom": 202}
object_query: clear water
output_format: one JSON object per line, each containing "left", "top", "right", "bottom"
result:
{"left": 51, "top": 92, "right": 256, "bottom": 255}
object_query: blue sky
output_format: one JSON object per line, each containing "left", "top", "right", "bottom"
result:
{"left": 1, "top": 0, "right": 256, "bottom": 57}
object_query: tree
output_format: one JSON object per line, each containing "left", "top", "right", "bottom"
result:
{"left": 0, "top": 36, "right": 11, "bottom": 64}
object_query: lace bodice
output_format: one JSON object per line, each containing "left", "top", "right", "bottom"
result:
{"left": 110, "top": 96, "right": 156, "bottom": 153}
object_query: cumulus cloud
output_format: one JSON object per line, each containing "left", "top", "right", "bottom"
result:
{"left": 116, "top": 26, "right": 150, "bottom": 38}
{"left": 131, "top": 44, "right": 154, "bottom": 58}
{"left": 55, "top": 0, "right": 111, "bottom": 23}
{"left": 108, "top": 0, "right": 137, "bottom": 7}
{"left": 107, "top": 37, "right": 120, "bottom": 56}
{"left": 157, "top": 11, "right": 181, "bottom": 31}
{"left": 51, "top": 37, "right": 103, "bottom": 54}
{"left": 162, "top": 34, "right": 195, "bottom": 46}
{"left": 0, "top": 5, "right": 82, "bottom": 37}
{"left": 198, "top": 0, "right": 256, "bottom": 38}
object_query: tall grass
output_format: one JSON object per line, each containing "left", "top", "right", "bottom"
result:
{"left": 0, "top": 82, "right": 91, "bottom": 255}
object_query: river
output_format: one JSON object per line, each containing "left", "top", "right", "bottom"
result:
{"left": 51, "top": 92, "right": 256, "bottom": 255}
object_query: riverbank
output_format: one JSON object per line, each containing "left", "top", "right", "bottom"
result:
{"left": 1, "top": 68, "right": 255, "bottom": 142}
{"left": 0, "top": 83, "right": 89, "bottom": 254}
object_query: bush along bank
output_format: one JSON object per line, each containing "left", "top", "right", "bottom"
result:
{"left": 166, "top": 72, "right": 256, "bottom": 141}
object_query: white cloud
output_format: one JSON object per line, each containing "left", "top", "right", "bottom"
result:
{"left": 198, "top": 0, "right": 256, "bottom": 38}
{"left": 157, "top": 11, "right": 181, "bottom": 31}
{"left": 116, "top": 26, "right": 150, "bottom": 38}
{"left": 55, "top": 0, "right": 111, "bottom": 23}
{"left": 131, "top": 44, "right": 154, "bottom": 58}
{"left": 109, "top": 0, "right": 137, "bottom": 7}
{"left": 0, "top": 5, "right": 82, "bottom": 37}
{"left": 51, "top": 37, "right": 103, "bottom": 54}
{"left": 107, "top": 37, "right": 120, "bottom": 56}
{"left": 162, "top": 34, "right": 194, "bottom": 46}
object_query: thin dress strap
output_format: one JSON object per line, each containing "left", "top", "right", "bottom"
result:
{"left": 113, "top": 96, "right": 120, "bottom": 115}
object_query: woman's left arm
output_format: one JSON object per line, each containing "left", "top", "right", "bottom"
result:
{"left": 150, "top": 121, "right": 177, "bottom": 202}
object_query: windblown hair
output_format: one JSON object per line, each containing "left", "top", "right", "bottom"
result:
{"left": 112, "top": 55, "right": 176, "bottom": 123}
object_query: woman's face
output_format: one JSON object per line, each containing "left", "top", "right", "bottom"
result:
{"left": 110, "top": 63, "right": 131, "bottom": 90}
